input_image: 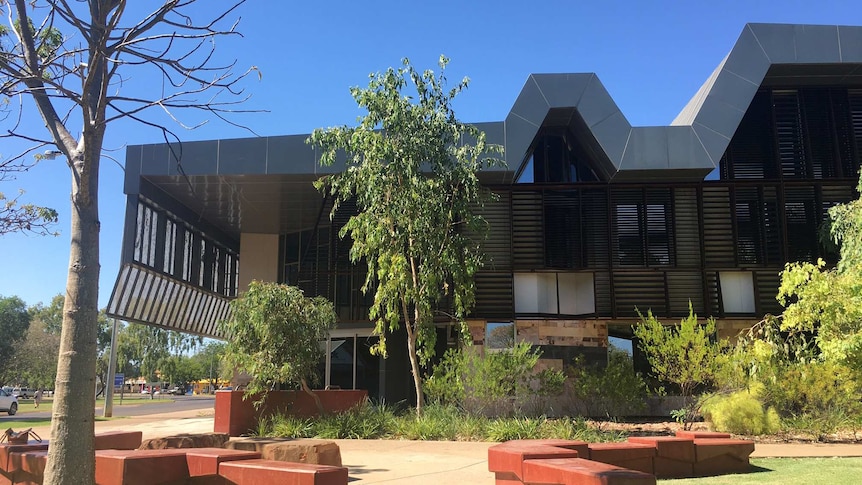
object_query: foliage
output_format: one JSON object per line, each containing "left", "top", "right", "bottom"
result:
{"left": 563, "top": 347, "right": 648, "bottom": 418}
{"left": 0, "top": 2, "right": 256, "bottom": 482}
{"left": 760, "top": 360, "right": 862, "bottom": 419}
{"left": 251, "top": 402, "right": 626, "bottom": 443}
{"left": 308, "top": 56, "right": 503, "bottom": 413}
{"left": 700, "top": 389, "right": 780, "bottom": 435}
{"left": 633, "top": 304, "right": 725, "bottom": 428}
{"left": 778, "top": 173, "right": 862, "bottom": 371}
{"left": 0, "top": 295, "right": 30, "bottom": 379}
{"left": 0, "top": 188, "right": 57, "bottom": 236}
{"left": 424, "top": 342, "right": 565, "bottom": 417}
{"left": 7, "top": 314, "right": 59, "bottom": 389}
{"left": 221, "top": 281, "right": 337, "bottom": 409}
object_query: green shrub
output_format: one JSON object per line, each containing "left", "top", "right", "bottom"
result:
{"left": 700, "top": 390, "right": 780, "bottom": 435}
{"left": 761, "top": 361, "right": 862, "bottom": 417}
{"left": 391, "top": 403, "right": 460, "bottom": 440}
{"left": 312, "top": 402, "right": 394, "bottom": 439}
{"left": 253, "top": 413, "right": 313, "bottom": 438}
{"left": 485, "top": 416, "right": 544, "bottom": 441}
{"left": 564, "top": 347, "right": 648, "bottom": 418}
{"left": 424, "top": 342, "right": 565, "bottom": 417}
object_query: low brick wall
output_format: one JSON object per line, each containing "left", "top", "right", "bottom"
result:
{"left": 214, "top": 390, "right": 368, "bottom": 437}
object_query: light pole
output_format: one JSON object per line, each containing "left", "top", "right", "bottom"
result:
{"left": 103, "top": 318, "right": 119, "bottom": 417}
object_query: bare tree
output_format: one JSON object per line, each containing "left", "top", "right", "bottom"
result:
{"left": 0, "top": 2, "right": 255, "bottom": 483}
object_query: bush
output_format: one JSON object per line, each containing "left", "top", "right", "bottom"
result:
{"left": 761, "top": 361, "right": 862, "bottom": 418}
{"left": 424, "top": 342, "right": 565, "bottom": 417}
{"left": 700, "top": 390, "right": 780, "bottom": 435}
{"left": 563, "top": 347, "right": 648, "bottom": 418}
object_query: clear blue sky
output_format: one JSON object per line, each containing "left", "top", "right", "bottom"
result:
{"left": 2, "top": 0, "right": 862, "bottom": 308}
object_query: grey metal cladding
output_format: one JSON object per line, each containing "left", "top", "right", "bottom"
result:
{"left": 217, "top": 137, "right": 267, "bottom": 174}
{"left": 167, "top": 140, "right": 218, "bottom": 176}
{"left": 838, "top": 26, "right": 862, "bottom": 62}
{"left": 620, "top": 127, "right": 669, "bottom": 171}
{"left": 267, "top": 135, "right": 317, "bottom": 174}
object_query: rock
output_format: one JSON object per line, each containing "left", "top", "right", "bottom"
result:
{"left": 226, "top": 438, "right": 342, "bottom": 467}
{"left": 138, "top": 432, "right": 229, "bottom": 449}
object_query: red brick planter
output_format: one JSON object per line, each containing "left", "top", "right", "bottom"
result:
{"left": 214, "top": 390, "right": 368, "bottom": 437}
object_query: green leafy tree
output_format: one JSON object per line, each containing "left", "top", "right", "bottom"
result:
{"left": 633, "top": 304, "right": 725, "bottom": 428}
{"left": 0, "top": 3, "right": 254, "bottom": 482}
{"left": 0, "top": 295, "right": 30, "bottom": 380}
{"left": 8, "top": 308, "right": 60, "bottom": 389}
{"left": 308, "top": 56, "right": 503, "bottom": 414}
{"left": 0, "top": 188, "right": 58, "bottom": 236}
{"left": 192, "top": 341, "right": 229, "bottom": 392}
{"left": 221, "top": 281, "right": 337, "bottom": 411}
{"left": 778, "top": 173, "right": 862, "bottom": 370}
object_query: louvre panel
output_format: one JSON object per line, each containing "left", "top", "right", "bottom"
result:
{"left": 761, "top": 186, "right": 783, "bottom": 265}
{"left": 802, "top": 90, "right": 839, "bottom": 179}
{"left": 755, "top": 270, "right": 782, "bottom": 316}
{"left": 848, "top": 89, "right": 862, "bottom": 171}
{"left": 773, "top": 90, "right": 808, "bottom": 179}
{"left": 512, "top": 191, "right": 544, "bottom": 269}
{"left": 704, "top": 271, "right": 721, "bottom": 317}
{"left": 645, "top": 188, "right": 675, "bottom": 266}
{"left": 107, "top": 262, "right": 231, "bottom": 338}
{"left": 722, "top": 91, "right": 776, "bottom": 179}
{"left": 612, "top": 271, "right": 667, "bottom": 317}
{"left": 475, "top": 192, "right": 512, "bottom": 270}
{"left": 784, "top": 186, "right": 819, "bottom": 262}
{"left": 702, "top": 186, "right": 735, "bottom": 266}
{"left": 830, "top": 89, "right": 857, "bottom": 178}
{"left": 472, "top": 272, "right": 513, "bottom": 318}
{"left": 666, "top": 271, "right": 706, "bottom": 317}
{"left": 544, "top": 190, "right": 582, "bottom": 269}
{"left": 734, "top": 186, "right": 782, "bottom": 266}
{"left": 611, "top": 189, "right": 645, "bottom": 267}
{"left": 593, "top": 271, "right": 613, "bottom": 317}
{"left": 674, "top": 188, "right": 702, "bottom": 268}
{"left": 581, "top": 189, "right": 610, "bottom": 269}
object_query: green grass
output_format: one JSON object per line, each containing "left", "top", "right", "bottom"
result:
{"left": 661, "top": 458, "right": 862, "bottom": 484}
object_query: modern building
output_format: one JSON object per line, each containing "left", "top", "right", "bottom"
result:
{"left": 108, "top": 23, "right": 862, "bottom": 403}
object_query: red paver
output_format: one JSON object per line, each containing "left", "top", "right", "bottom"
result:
{"left": 218, "top": 459, "right": 348, "bottom": 485}
{"left": 588, "top": 442, "right": 657, "bottom": 474}
{"left": 675, "top": 430, "right": 731, "bottom": 439}
{"left": 488, "top": 442, "right": 581, "bottom": 480}
{"left": 186, "top": 448, "right": 261, "bottom": 477}
{"left": 523, "top": 457, "right": 656, "bottom": 485}
{"left": 95, "top": 449, "right": 190, "bottom": 485}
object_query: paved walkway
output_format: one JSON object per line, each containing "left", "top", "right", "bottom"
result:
{"left": 17, "top": 411, "right": 862, "bottom": 484}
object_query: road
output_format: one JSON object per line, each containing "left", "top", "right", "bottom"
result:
{"left": 0, "top": 394, "right": 215, "bottom": 424}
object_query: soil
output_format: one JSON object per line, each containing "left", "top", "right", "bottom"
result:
{"left": 591, "top": 419, "right": 862, "bottom": 444}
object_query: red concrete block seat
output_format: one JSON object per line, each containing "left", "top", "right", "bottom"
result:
{"left": 0, "top": 442, "right": 48, "bottom": 474}
{"left": 523, "top": 458, "right": 656, "bottom": 485}
{"left": 675, "top": 430, "right": 731, "bottom": 439}
{"left": 185, "top": 448, "right": 261, "bottom": 477}
{"left": 488, "top": 440, "right": 586, "bottom": 483}
{"left": 218, "top": 459, "right": 348, "bottom": 485}
{"left": 95, "top": 431, "right": 144, "bottom": 450}
{"left": 95, "top": 449, "right": 190, "bottom": 485}
{"left": 628, "top": 436, "right": 695, "bottom": 478}
{"left": 587, "top": 442, "right": 657, "bottom": 474}
{"left": 692, "top": 438, "right": 755, "bottom": 476}
{"left": 5, "top": 450, "right": 47, "bottom": 485}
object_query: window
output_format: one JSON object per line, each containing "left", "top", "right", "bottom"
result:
{"left": 514, "top": 272, "right": 595, "bottom": 316}
{"left": 719, "top": 271, "right": 756, "bottom": 314}
{"left": 486, "top": 322, "right": 516, "bottom": 350}
{"left": 519, "top": 132, "right": 600, "bottom": 184}
{"left": 612, "top": 189, "right": 674, "bottom": 267}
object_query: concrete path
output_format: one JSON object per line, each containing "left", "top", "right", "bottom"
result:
{"left": 17, "top": 411, "right": 862, "bottom": 484}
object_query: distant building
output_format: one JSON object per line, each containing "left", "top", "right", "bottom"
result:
{"left": 108, "top": 23, "right": 862, "bottom": 404}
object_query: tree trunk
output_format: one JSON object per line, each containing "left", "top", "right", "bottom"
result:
{"left": 300, "top": 378, "right": 326, "bottom": 416}
{"left": 43, "top": 148, "right": 100, "bottom": 485}
{"left": 405, "top": 323, "right": 424, "bottom": 416}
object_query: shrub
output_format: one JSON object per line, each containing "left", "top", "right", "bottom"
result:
{"left": 563, "top": 347, "right": 648, "bottom": 418}
{"left": 312, "top": 402, "right": 394, "bottom": 439}
{"left": 700, "top": 390, "right": 780, "bottom": 435}
{"left": 485, "top": 416, "right": 544, "bottom": 441}
{"left": 424, "top": 342, "right": 565, "bottom": 417}
{"left": 761, "top": 361, "right": 862, "bottom": 418}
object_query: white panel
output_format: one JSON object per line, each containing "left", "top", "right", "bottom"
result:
{"left": 514, "top": 273, "right": 539, "bottom": 313}
{"left": 514, "top": 273, "right": 558, "bottom": 314}
{"left": 719, "top": 271, "right": 756, "bottom": 313}
{"left": 558, "top": 273, "right": 596, "bottom": 315}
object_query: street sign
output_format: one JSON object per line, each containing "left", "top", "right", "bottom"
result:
{"left": 114, "top": 373, "right": 125, "bottom": 387}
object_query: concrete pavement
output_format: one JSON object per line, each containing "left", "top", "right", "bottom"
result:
{"left": 15, "top": 409, "right": 862, "bottom": 484}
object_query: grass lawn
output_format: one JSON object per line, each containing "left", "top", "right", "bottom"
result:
{"left": 661, "top": 458, "right": 862, "bottom": 484}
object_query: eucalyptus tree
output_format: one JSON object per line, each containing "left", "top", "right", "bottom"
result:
{"left": 308, "top": 56, "right": 503, "bottom": 414}
{"left": 0, "top": 2, "right": 254, "bottom": 483}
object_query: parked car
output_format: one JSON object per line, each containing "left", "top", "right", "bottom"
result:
{"left": 12, "top": 387, "right": 33, "bottom": 399}
{"left": 0, "top": 388, "right": 18, "bottom": 415}
{"left": 166, "top": 386, "right": 185, "bottom": 395}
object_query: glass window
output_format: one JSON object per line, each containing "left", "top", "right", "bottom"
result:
{"left": 486, "top": 322, "right": 515, "bottom": 350}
